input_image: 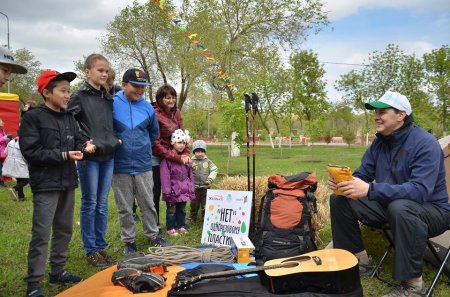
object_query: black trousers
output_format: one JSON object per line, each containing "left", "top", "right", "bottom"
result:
{"left": 14, "top": 178, "right": 29, "bottom": 198}
{"left": 152, "top": 165, "right": 161, "bottom": 225}
{"left": 330, "top": 194, "right": 450, "bottom": 281}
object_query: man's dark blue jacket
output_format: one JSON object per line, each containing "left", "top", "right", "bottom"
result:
{"left": 354, "top": 123, "right": 450, "bottom": 210}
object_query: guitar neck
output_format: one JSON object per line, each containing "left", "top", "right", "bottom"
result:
{"left": 172, "top": 263, "right": 292, "bottom": 291}
{"left": 197, "top": 263, "right": 288, "bottom": 280}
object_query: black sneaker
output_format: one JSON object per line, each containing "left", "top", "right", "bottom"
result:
{"left": 49, "top": 271, "right": 82, "bottom": 284}
{"left": 26, "top": 288, "right": 44, "bottom": 297}
{"left": 149, "top": 236, "right": 172, "bottom": 247}
{"left": 123, "top": 242, "right": 137, "bottom": 256}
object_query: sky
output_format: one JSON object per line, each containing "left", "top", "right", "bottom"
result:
{"left": 0, "top": 0, "right": 449, "bottom": 100}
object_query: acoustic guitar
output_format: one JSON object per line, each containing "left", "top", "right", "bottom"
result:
{"left": 171, "top": 248, "right": 360, "bottom": 294}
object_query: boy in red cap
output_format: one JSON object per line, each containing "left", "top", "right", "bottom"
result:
{"left": 19, "top": 70, "right": 96, "bottom": 297}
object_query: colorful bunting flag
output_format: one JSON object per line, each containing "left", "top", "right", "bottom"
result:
{"left": 151, "top": 0, "right": 237, "bottom": 92}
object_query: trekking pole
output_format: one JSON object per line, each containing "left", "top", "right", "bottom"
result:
{"left": 250, "top": 92, "right": 259, "bottom": 235}
{"left": 244, "top": 94, "right": 251, "bottom": 192}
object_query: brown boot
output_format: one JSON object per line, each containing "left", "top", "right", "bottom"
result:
{"left": 86, "top": 251, "right": 109, "bottom": 268}
{"left": 98, "top": 250, "right": 117, "bottom": 264}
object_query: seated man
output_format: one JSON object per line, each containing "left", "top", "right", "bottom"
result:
{"left": 328, "top": 91, "right": 450, "bottom": 297}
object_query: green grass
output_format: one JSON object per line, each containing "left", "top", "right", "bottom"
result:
{"left": 209, "top": 144, "right": 366, "bottom": 179}
{"left": 0, "top": 144, "right": 449, "bottom": 297}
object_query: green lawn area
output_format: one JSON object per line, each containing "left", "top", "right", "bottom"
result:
{"left": 0, "top": 144, "right": 449, "bottom": 296}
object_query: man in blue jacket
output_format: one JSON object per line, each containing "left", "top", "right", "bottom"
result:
{"left": 112, "top": 68, "right": 170, "bottom": 255}
{"left": 328, "top": 91, "right": 450, "bottom": 297}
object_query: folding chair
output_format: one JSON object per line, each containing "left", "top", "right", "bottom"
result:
{"left": 369, "top": 224, "right": 450, "bottom": 297}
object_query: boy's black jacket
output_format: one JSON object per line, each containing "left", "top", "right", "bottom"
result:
{"left": 19, "top": 104, "right": 84, "bottom": 193}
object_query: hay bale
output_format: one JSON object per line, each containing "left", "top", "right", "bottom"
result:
{"left": 218, "top": 175, "right": 268, "bottom": 215}
{"left": 218, "top": 176, "right": 330, "bottom": 238}
{"left": 310, "top": 183, "right": 330, "bottom": 243}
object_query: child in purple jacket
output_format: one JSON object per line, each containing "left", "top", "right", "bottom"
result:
{"left": 160, "top": 129, "right": 195, "bottom": 236}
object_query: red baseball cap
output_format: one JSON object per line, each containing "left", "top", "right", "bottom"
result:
{"left": 37, "top": 70, "right": 77, "bottom": 94}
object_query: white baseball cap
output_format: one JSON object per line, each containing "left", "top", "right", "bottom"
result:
{"left": 365, "top": 91, "right": 412, "bottom": 115}
{"left": 0, "top": 47, "right": 27, "bottom": 74}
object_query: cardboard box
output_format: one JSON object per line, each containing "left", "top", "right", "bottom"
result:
{"left": 231, "top": 235, "right": 255, "bottom": 263}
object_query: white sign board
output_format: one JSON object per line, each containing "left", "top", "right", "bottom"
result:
{"left": 201, "top": 189, "right": 253, "bottom": 247}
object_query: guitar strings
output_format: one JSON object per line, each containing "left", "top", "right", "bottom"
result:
{"left": 146, "top": 246, "right": 235, "bottom": 265}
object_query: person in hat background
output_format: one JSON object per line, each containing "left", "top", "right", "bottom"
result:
{"left": 0, "top": 48, "right": 27, "bottom": 187}
{"left": 112, "top": 68, "right": 170, "bottom": 256}
{"left": 189, "top": 139, "right": 218, "bottom": 224}
{"left": 0, "top": 47, "right": 27, "bottom": 87}
{"left": 19, "top": 70, "right": 96, "bottom": 297}
{"left": 327, "top": 91, "right": 450, "bottom": 297}
{"left": 151, "top": 84, "right": 190, "bottom": 231}
{"left": 160, "top": 129, "right": 195, "bottom": 236}
{"left": 67, "top": 53, "right": 121, "bottom": 268}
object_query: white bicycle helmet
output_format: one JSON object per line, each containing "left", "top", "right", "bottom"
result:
{"left": 192, "top": 140, "right": 207, "bottom": 152}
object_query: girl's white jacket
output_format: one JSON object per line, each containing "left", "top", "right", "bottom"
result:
{"left": 2, "top": 138, "right": 29, "bottom": 178}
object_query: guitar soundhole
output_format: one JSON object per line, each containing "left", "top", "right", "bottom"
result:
{"left": 281, "top": 256, "right": 311, "bottom": 263}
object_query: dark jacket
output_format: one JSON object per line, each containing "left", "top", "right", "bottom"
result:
{"left": 68, "top": 82, "right": 120, "bottom": 162}
{"left": 19, "top": 105, "right": 84, "bottom": 193}
{"left": 354, "top": 123, "right": 450, "bottom": 210}
{"left": 151, "top": 102, "right": 189, "bottom": 163}
{"left": 112, "top": 91, "right": 159, "bottom": 174}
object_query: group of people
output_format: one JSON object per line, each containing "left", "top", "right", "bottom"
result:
{"left": 2, "top": 46, "right": 450, "bottom": 297}
{"left": 0, "top": 49, "right": 218, "bottom": 297}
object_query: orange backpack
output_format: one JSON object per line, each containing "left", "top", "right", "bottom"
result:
{"left": 252, "top": 172, "right": 318, "bottom": 263}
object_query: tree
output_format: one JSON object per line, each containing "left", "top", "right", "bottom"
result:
{"left": 247, "top": 46, "right": 291, "bottom": 147}
{"left": 423, "top": 46, "right": 450, "bottom": 134}
{"left": 335, "top": 70, "right": 371, "bottom": 133}
{"left": 290, "top": 50, "right": 329, "bottom": 130}
{"left": 192, "top": 0, "right": 329, "bottom": 101}
{"left": 0, "top": 48, "right": 42, "bottom": 104}
{"left": 102, "top": 1, "right": 206, "bottom": 108}
{"left": 335, "top": 44, "right": 436, "bottom": 134}
{"left": 343, "top": 130, "right": 356, "bottom": 146}
{"left": 217, "top": 98, "right": 246, "bottom": 174}
{"left": 327, "top": 102, "right": 357, "bottom": 135}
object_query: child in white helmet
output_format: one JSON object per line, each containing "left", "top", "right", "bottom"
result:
{"left": 160, "top": 129, "right": 195, "bottom": 236}
{"left": 189, "top": 140, "right": 218, "bottom": 223}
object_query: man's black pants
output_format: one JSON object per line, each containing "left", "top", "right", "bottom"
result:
{"left": 330, "top": 195, "right": 450, "bottom": 280}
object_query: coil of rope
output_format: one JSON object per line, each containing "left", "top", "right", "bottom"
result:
{"left": 146, "top": 246, "right": 235, "bottom": 265}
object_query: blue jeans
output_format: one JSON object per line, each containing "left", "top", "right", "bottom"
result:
{"left": 78, "top": 159, "right": 114, "bottom": 255}
{"left": 166, "top": 202, "right": 186, "bottom": 230}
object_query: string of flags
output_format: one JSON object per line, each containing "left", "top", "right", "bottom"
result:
{"left": 151, "top": 0, "right": 238, "bottom": 92}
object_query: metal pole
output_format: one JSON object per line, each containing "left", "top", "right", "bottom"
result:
{"left": 244, "top": 94, "right": 251, "bottom": 192}
{"left": 0, "top": 11, "right": 10, "bottom": 93}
